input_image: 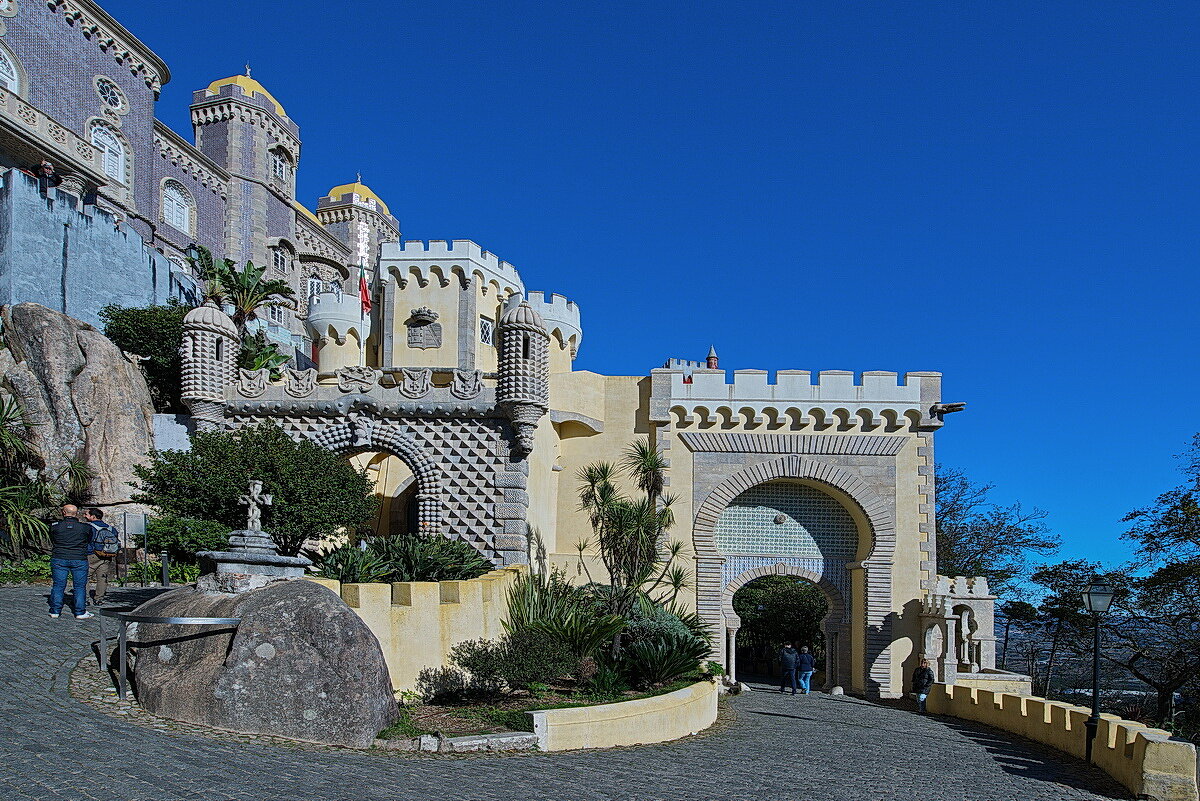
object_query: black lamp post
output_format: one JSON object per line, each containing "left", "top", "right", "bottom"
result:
{"left": 1080, "top": 578, "right": 1115, "bottom": 763}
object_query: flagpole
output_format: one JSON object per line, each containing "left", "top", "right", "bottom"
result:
{"left": 359, "top": 263, "right": 366, "bottom": 368}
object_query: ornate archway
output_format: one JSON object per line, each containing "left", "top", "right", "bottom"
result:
{"left": 692, "top": 454, "right": 897, "bottom": 696}
{"left": 720, "top": 562, "right": 851, "bottom": 689}
{"left": 311, "top": 417, "right": 445, "bottom": 533}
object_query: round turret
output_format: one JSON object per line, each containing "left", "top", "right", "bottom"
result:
{"left": 497, "top": 299, "right": 550, "bottom": 453}
{"left": 181, "top": 300, "right": 238, "bottom": 431}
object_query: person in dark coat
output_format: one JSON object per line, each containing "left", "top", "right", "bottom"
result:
{"left": 912, "top": 658, "right": 936, "bottom": 713}
{"left": 48, "top": 504, "right": 93, "bottom": 619}
{"left": 779, "top": 642, "right": 800, "bottom": 695}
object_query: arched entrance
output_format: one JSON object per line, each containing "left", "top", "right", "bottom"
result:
{"left": 311, "top": 417, "right": 444, "bottom": 534}
{"left": 692, "top": 454, "right": 897, "bottom": 697}
{"left": 726, "top": 570, "right": 833, "bottom": 686}
{"left": 347, "top": 452, "right": 422, "bottom": 537}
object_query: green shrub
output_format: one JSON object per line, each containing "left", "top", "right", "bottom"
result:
{"left": 99, "top": 300, "right": 191, "bottom": 413}
{"left": 123, "top": 559, "right": 200, "bottom": 585}
{"left": 449, "top": 639, "right": 507, "bottom": 695}
{"left": 527, "top": 611, "right": 625, "bottom": 660}
{"left": 496, "top": 628, "right": 578, "bottom": 690}
{"left": 624, "top": 632, "right": 709, "bottom": 687}
{"left": 625, "top": 600, "right": 694, "bottom": 644}
{"left": 586, "top": 662, "right": 630, "bottom": 700}
{"left": 0, "top": 554, "right": 51, "bottom": 583}
{"left": 309, "top": 534, "right": 492, "bottom": 584}
{"left": 307, "top": 544, "right": 389, "bottom": 584}
{"left": 416, "top": 666, "right": 470, "bottom": 704}
{"left": 145, "top": 514, "right": 230, "bottom": 564}
{"left": 368, "top": 533, "right": 492, "bottom": 582}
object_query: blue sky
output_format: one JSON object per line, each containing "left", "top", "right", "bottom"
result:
{"left": 107, "top": 1, "right": 1200, "bottom": 566}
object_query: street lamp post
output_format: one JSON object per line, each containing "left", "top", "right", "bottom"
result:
{"left": 1080, "top": 578, "right": 1115, "bottom": 763}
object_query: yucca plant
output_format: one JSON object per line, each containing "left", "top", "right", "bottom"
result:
{"left": 625, "top": 632, "right": 710, "bottom": 687}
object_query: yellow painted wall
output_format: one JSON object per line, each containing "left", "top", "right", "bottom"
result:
{"left": 529, "top": 680, "right": 719, "bottom": 751}
{"left": 306, "top": 567, "right": 524, "bottom": 692}
{"left": 929, "top": 684, "right": 1198, "bottom": 801}
{"left": 387, "top": 272, "right": 461, "bottom": 369}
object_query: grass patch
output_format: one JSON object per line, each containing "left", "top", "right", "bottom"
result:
{"left": 377, "top": 708, "right": 433, "bottom": 739}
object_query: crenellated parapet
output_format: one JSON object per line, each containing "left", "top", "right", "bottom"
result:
{"left": 526, "top": 291, "right": 582, "bottom": 358}
{"left": 650, "top": 367, "right": 946, "bottom": 430}
{"left": 381, "top": 240, "right": 524, "bottom": 295}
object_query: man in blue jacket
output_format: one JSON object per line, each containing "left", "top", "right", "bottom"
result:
{"left": 48, "top": 504, "right": 93, "bottom": 619}
{"left": 797, "top": 646, "right": 817, "bottom": 694}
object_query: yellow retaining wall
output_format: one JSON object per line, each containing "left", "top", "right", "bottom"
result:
{"left": 306, "top": 567, "right": 523, "bottom": 692}
{"left": 928, "top": 684, "right": 1198, "bottom": 801}
{"left": 529, "top": 680, "right": 719, "bottom": 751}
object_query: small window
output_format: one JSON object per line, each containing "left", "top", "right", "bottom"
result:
{"left": 266, "top": 304, "right": 287, "bottom": 326}
{"left": 522, "top": 334, "right": 531, "bottom": 360}
{"left": 307, "top": 274, "right": 324, "bottom": 298}
{"left": 272, "top": 248, "right": 290, "bottom": 273}
{"left": 0, "top": 48, "right": 18, "bottom": 94}
{"left": 162, "top": 180, "right": 192, "bottom": 234}
{"left": 90, "top": 124, "right": 126, "bottom": 184}
{"left": 479, "top": 316, "right": 495, "bottom": 346}
{"left": 270, "top": 148, "right": 292, "bottom": 183}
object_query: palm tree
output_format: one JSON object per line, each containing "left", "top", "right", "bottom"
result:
{"left": 188, "top": 246, "right": 296, "bottom": 338}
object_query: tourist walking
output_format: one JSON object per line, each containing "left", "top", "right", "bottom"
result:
{"left": 84, "top": 508, "right": 120, "bottom": 605}
{"left": 797, "top": 645, "right": 816, "bottom": 694}
{"left": 779, "top": 642, "right": 800, "bottom": 695}
{"left": 48, "top": 504, "right": 93, "bottom": 619}
{"left": 912, "top": 658, "right": 936, "bottom": 713}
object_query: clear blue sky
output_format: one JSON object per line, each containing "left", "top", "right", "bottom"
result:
{"left": 106, "top": 0, "right": 1199, "bottom": 566}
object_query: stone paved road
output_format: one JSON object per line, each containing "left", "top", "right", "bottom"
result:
{"left": 0, "top": 585, "right": 1130, "bottom": 801}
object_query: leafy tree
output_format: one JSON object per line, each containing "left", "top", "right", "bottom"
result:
{"left": 732, "top": 575, "right": 828, "bottom": 666}
{"left": 98, "top": 300, "right": 191, "bottom": 413}
{"left": 132, "top": 422, "right": 376, "bottom": 556}
{"left": 144, "top": 514, "right": 231, "bottom": 563}
{"left": 1030, "top": 559, "right": 1105, "bottom": 697}
{"left": 1123, "top": 433, "right": 1200, "bottom": 565}
{"left": 935, "top": 465, "right": 1060, "bottom": 593}
{"left": 998, "top": 599, "right": 1039, "bottom": 670}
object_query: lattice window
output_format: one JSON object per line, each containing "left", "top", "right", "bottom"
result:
{"left": 479, "top": 316, "right": 495, "bottom": 346}
{"left": 0, "top": 48, "right": 17, "bottom": 93}
{"left": 714, "top": 481, "right": 857, "bottom": 560}
{"left": 90, "top": 124, "right": 126, "bottom": 184}
{"left": 162, "top": 180, "right": 192, "bottom": 234}
{"left": 270, "top": 147, "right": 292, "bottom": 182}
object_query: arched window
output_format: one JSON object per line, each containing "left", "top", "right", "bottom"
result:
{"left": 269, "top": 147, "right": 293, "bottom": 183}
{"left": 272, "top": 246, "right": 292, "bottom": 273}
{"left": 162, "top": 180, "right": 193, "bottom": 234}
{"left": 307, "top": 274, "right": 324, "bottom": 298}
{"left": 90, "top": 124, "right": 126, "bottom": 184}
{"left": 0, "top": 48, "right": 18, "bottom": 94}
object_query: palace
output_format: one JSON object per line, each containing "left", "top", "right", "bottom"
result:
{"left": 0, "top": 0, "right": 1013, "bottom": 698}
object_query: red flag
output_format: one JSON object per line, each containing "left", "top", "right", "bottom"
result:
{"left": 358, "top": 265, "right": 372, "bottom": 314}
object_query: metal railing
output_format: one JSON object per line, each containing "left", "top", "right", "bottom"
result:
{"left": 97, "top": 608, "right": 240, "bottom": 700}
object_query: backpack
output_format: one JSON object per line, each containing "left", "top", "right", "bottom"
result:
{"left": 90, "top": 521, "right": 120, "bottom": 557}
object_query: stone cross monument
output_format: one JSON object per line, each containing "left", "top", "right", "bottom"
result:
{"left": 196, "top": 479, "right": 311, "bottom": 593}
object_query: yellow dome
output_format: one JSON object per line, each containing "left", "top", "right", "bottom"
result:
{"left": 206, "top": 75, "right": 286, "bottom": 117}
{"left": 325, "top": 181, "right": 391, "bottom": 215}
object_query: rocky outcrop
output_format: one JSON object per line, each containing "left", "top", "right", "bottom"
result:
{"left": 0, "top": 302, "right": 155, "bottom": 504}
{"left": 131, "top": 579, "right": 397, "bottom": 748}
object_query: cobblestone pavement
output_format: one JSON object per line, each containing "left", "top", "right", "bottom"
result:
{"left": 0, "top": 585, "right": 1130, "bottom": 801}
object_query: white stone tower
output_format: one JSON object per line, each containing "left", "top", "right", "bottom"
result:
{"left": 180, "top": 300, "right": 238, "bottom": 431}
{"left": 496, "top": 298, "right": 550, "bottom": 453}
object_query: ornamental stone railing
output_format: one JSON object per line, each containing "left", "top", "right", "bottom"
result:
{"left": 0, "top": 87, "right": 108, "bottom": 188}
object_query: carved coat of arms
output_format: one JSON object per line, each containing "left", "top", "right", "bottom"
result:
{"left": 236, "top": 368, "right": 270, "bottom": 398}
{"left": 399, "top": 367, "right": 432, "bottom": 399}
{"left": 450, "top": 369, "right": 483, "bottom": 400}
{"left": 284, "top": 368, "right": 317, "bottom": 398}
{"left": 336, "top": 365, "right": 379, "bottom": 393}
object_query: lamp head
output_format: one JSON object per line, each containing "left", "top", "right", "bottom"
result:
{"left": 1081, "top": 579, "right": 1115, "bottom": 614}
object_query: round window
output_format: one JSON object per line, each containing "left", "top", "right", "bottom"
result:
{"left": 95, "top": 77, "right": 127, "bottom": 113}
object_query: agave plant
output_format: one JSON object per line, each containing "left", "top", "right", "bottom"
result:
{"left": 625, "top": 632, "right": 710, "bottom": 687}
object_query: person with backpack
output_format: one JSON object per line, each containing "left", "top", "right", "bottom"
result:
{"left": 84, "top": 508, "right": 120, "bottom": 605}
{"left": 779, "top": 642, "right": 800, "bottom": 695}
{"left": 48, "top": 505, "right": 93, "bottom": 619}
